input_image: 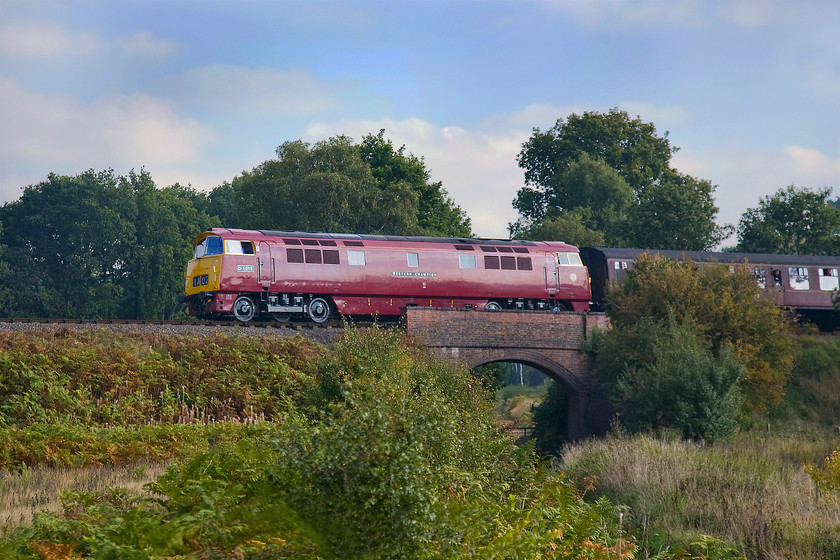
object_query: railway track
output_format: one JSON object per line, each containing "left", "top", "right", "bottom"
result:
{"left": 0, "top": 316, "right": 365, "bottom": 329}
{"left": 0, "top": 316, "right": 378, "bottom": 344}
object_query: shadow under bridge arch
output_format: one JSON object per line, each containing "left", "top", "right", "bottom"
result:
{"left": 466, "top": 348, "right": 589, "bottom": 441}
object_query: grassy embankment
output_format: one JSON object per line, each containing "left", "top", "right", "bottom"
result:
{"left": 0, "top": 328, "right": 323, "bottom": 528}
{"left": 1, "top": 328, "right": 839, "bottom": 559}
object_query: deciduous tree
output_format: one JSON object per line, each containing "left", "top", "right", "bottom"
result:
{"left": 0, "top": 169, "right": 215, "bottom": 319}
{"left": 512, "top": 109, "right": 728, "bottom": 249}
{"left": 737, "top": 185, "right": 840, "bottom": 255}
{"left": 628, "top": 171, "right": 732, "bottom": 250}
{"left": 0, "top": 170, "right": 136, "bottom": 317}
{"left": 512, "top": 210, "right": 605, "bottom": 247}
{"left": 360, "top": 130, "right": 471, "bottom": 237}
{"left": 235, "top": 132, "right": 471, "bottom": 237}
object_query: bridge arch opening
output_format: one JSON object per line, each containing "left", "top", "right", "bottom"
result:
{"left": 468, "top": 350, "right": 587, "bottom": 442}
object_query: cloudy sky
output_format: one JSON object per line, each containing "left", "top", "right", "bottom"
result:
{"left": 1, "top": 0, "right": 838, "bottom": 240}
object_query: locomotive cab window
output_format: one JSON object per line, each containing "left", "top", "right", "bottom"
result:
{"left": 556, "top": 252, "right": 582, "bottom": 266}
{"left": 788, "top": 267, "right": 810, "bottom": 290}
{"left": 459, "top": 254, "right": 476, "bottom": 269}
{"left": 224, "top": 240, "right": 255, "bottom": 255}
{"left": 819, "top": 268, "right": 839, "bottom": 291}
{"left": 194, "top": 236, "right": 223, "bottom": 258}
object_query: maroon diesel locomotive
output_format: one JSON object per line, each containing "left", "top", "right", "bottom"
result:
{"left": 183, "top": 228, "right": 591, "bottom": 322}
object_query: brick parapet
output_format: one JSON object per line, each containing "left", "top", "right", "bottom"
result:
{"left": 404, "top": 308, "right": 607, "bottom": 350}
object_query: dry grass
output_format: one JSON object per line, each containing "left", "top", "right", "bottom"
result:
{"left": 560, "top": 432, "right": 840, "bottom": 559}
{"left": 0, "top": 460, "right": 172, "bottom": 531}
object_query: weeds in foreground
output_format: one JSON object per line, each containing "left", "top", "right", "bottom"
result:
{"left": 560, "top": 432, "right": 840, "bottom": 560}
{"left": 0, "top": 460, "right": 171, "bottom": 530}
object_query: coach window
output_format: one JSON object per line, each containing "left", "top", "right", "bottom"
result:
{"left": 459, "top": 254, "right": 476, "bottom": 269}
{"left": 407, "top": 253, "right": 419, "bottom": 267}
{"left": 348, "top": 250, "right": 366, "bottom": 266}
{"left": 788, "top": 267, "right": 810, "bottom": 290}
{"left": 754, "top": 267, "right": 766, "bottom": 289}
{"left": 224, "top": 240, "right": 255, "bottom": 255}
{"left": 819, "top": 268, "right": 839, "bottom": 291}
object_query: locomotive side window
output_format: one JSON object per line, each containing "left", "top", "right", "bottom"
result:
{"left": 407, "top": 253, "right": 419, "bottom": 267}
{"left": 819, "top": 268, "right": 839, "bottom": 291}
{"left": 556, "top": 252, "right": 583, "bottom": 266}
{"left": 459, "top": 254, "right": 476, "bottom": 269}
{"left": 287, "top": 248, "right": 304, "bottom": 263}
{"left": 788, "top": 267, "right": 810, "bottom": 290}
{"left": 348, "top": 250, "right": 366, "bottom": 266}
{"left": 224, "top": 240, "right": 255, "bottom": 255}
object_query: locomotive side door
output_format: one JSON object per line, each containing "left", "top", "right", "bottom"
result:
{"left": 258, "top": 243, "right": 273, "bottom": 289}
{"left": 545, "top": 254, "right": 558, "bottom": 297}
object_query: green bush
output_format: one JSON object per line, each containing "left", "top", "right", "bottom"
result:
{"left": 615, "top": 319, "right": 743, "bottom": 443}
{"left": 0, "top": 327, "right": 634, "bottom": 559}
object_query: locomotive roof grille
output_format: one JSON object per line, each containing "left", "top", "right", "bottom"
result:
{"left": 257, "top": 229, "right": 542, "bottom": 247}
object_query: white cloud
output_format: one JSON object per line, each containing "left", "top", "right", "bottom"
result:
{"left": 0, "top": 23, "right": 180, "bottom": 60}
{"left": 539, "top": 0, "right": 707, "bottom": 28}
{"left": 714, "top": 0, "right": 780, "bottom": 27}
{"left": 672, "top": 143, "right": 840, "bottom": 234}
{"left": 170, "top": 65, "right": 342, "bottom": 116}
{"left": 0, "top": 23, "right": 101, "bottom": 57}
{"left": 0, "top": 76, "right": 214, "bottom": 203}
{"left": 786, "top": 146, "right": 840, "bottom": 177}
{"left": 118, "top": 30, "right": 181, "bottom": 58}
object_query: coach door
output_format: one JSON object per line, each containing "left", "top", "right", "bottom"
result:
{"left": 258, "top": 243, "right": 273, "bottom": 289}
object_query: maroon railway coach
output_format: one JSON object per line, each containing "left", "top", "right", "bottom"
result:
{"left": 183, "top": 228, "right": 591, "bottom": 323}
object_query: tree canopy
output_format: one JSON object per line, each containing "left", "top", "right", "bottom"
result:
{"left": 512, "top": 108, "right": 730, "bottom": 250}
{"left": 0, "top": 169, "right": 216, "bottom": 319}
{"left": 234, "top": 132, "right": 471, "bottom": 237}
{"left": 736, "top": 184, "right": 840, "bottom": 255}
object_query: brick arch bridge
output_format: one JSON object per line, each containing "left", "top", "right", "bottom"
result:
{"left": 403, "top": 308, "right": 611, "bottom": 439}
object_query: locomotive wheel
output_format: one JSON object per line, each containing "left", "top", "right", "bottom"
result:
{"left": 485, "top": 301, "right": 503, "bottom": 310}
{"left": 551, "top": 302, "right": 568, "bottom": 312}
{"left": 272, "top": 312, "right": 293, "bottom": 322}
{"left": 232, "top": 296, "right": 256, "bottom": 322}
{"left": 307, "top": 297, "right": 331, "bottom": 323}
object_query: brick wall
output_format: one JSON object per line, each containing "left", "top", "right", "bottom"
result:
{"left": 404, "top": 308, "right": 608, "bottom": 351}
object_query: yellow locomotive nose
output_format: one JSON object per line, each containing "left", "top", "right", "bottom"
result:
{"left": 185, "top": 257, "right": 221, "bottom": 295}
